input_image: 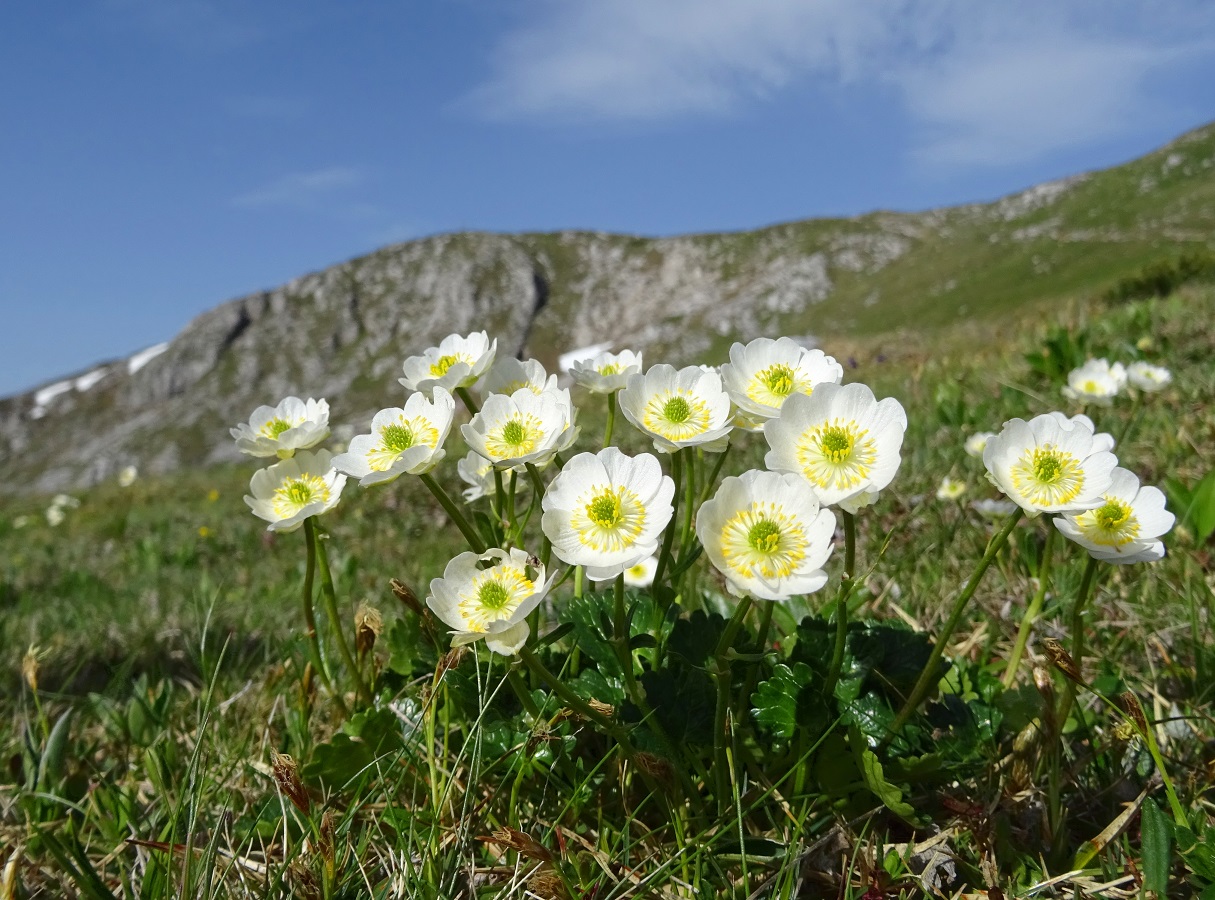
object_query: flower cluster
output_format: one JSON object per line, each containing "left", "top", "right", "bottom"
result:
{"left": 1061, "top": 357, "right": 1172, "bottom": 405}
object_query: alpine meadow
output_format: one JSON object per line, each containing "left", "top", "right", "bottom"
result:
{"left": 3, "top": 122, "right": 1215, "bottom": 900}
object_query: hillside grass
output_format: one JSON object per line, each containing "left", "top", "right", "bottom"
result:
{"left": 1, "top": 287, "right": 1213, "bottom": 898}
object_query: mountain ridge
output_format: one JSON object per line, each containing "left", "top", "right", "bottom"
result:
{"left": 3, "top": 121, "right": 1213, "bottom": 493}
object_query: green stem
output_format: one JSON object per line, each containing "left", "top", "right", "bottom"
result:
{"left": 309, "top": 520, "right": 370, "bottom": 707}
{"left": 574, "top": 566, "right": 584, "bottom": 600}
{"left": 740, "top": 599, "right": 776, "bottom": 710}
{"left": 823, "top": 511, "right": 857, "bottom": 700}
{"left": 505, "top": 470, "right": 518, "bottom": 537}
{"left": 697, "top": 443, "right": 731, "bottom": 507}
{"left": 713, "top": 596, "right": 754, "bottom": 811}
{"left": 1057, "top": 555, "right": 1101, "bottom": 724}
{"left": 455, "top": 386, "right": 480, "bottom": 416}
{"left": 604, "top": 392, "right": 617, "bottom": 447}
{"left": 1002, "top": 524, "right": 1057, "bottom": 688}
{"left": 420, "top": 473, "right": 487, "bottom": 553}
{"left": 301, "top": 518, "right": 337, "bottom": 696}
{"left": 883, "top": 508, "right": 1023, "bottom": 746}
{"left": 493, "top": 468, "right": 506, "bottom": 524}
{"left": 652, "top": 449, "right": 684, "bottom": 588}
{"left": 678, "top": 447, "right": 697, "bottom": 557}
{"left": 525, "top": 463, "right": 552, "bottom": 567}
{"left": 1115, "top": 394, "right": 1141, "bottom": 446}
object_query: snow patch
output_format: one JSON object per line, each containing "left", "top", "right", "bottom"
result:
{"left": 75, "top": 367, "right": 108, "bottom": 392}
{"left": 558, "top": 341, "right": 613, "bottom": 373}
{"left": 30, "top": 380, "right": 73, "bottom": 419}
{"left": 128, "top": 342, "right": 170, "bottom": 374}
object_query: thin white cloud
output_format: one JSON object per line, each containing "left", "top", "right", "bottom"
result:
{"left": 466, "top": 0, "right": 1215, "bottom": 165}
{"left": 231, "top": 167, "right": 365, "bottom": 211}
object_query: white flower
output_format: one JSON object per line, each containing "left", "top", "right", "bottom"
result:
{"left": 45, "top": 506, "right": 66, "bottom": 527}
{"left": 590, "top": 554, "right": 659, "bottom": 588}
{"left": 964, "top": 432, "right": 995, "bottom": 458}
{"left": 426, "top": 547, "right": 555, "bottom": 655}
{"left": 541, "top": 448, "right": 675, "bottom": 581}
{"left": 1127, "top": 361, "right": 1172, "bottom": 392}
{"left": 12, "top": 515, "right": 30, "bottom": 529}
{"left": 570, "top": 349, "right": 643, "bottom": 394}
{"left": 462, "top": 387, "right": 579, "bottom": 471}
{"left": 117, "top": 465, "right": 138, "bottom": 487}
{"left": 720, "top": 337, "right": 843, "bottom": 430}
{"left": 696, "top": 470, "right": 836, "bottom": 601}
{"left": 51, "top": 494, "right": 80, "bottom": 509}
{"left": 1061, "top": 359, "right": 1127, "bottom": 406}
{"left": 458, "top": 452, "right": 496, "bottom": 502}
{"left": 1053, "top": 468, "right": 1174, "bottom": 563}
{"left": 399, "top": 331, "right": 497, "bottom": 394}
{"left": 1047, "top": 411, "right": 1115, "bottom": 453}
{"left": 618, "top": 364, "right": 733, "bottom": 453}
{"left": 332, "top": 388, "right": 456, "bottom": 485}
{"left": 477, "top": 357, "right": 557, "bottom": 398}
{"left": 244, "top": 449, "right": 346, "bottom": 532}
{"left": 971, "top": 498, "right": 1018, "bottom": 520}
{"left": 936, "top": 477, "right": 967, "bottom": 501}
{"left": 982, "top": 413, "right": 1116, "bottom": 516}
{"left": 763, "top": 382, "right": 907, "bottom": 511}
{"left": 231, "top": 397, "right": 331, "bottom": 459}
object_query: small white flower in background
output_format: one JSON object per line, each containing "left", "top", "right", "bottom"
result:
{"left": 964, "top": 432, "right": 995, "bottom": 458}
{"left": 936, "top": 477, "right": 967, "bottom": 501}
{"left": 570, "top": 349, "right": 643, "bottom": 395}
{"left": 618, "top": 364, "right": 733, "bottom": 453}
{"left": 426, "top": 547, "right": 555, "bottom": 655}
{"left": 1054, "top": 468, "right": 1174, "bottom": 563}
{"left": 400, "top": 331, "right": 496, "bottom": 394}
{"left": 244, "top": 449, "right": 346, "bottom": 532}
{"left": 971, "top": 498, "right": 1018, "bottom": 520}
{"left": 477, "top": 357, "right": 557, "bottom": 398}
{"left": 51, "top": 494, "right": 80, "bottom": 510}
{"left": 45, "top": 506, "right": 66, "bottom": 527}
{"left": 463, "top": 387, "right": 579, "bottom": 471}
{"left": 763, "top": 382, "right": 907, "bottom": 512}
{"left": 542, "top": 448, "right": 675, "bottom": 581}
{"left": 332, "top": 388, "right": 456, "bottom": 485}
{"left": 117, "top": 465, "right": 138, "bottom": 487}
{"left": 1135, "top": 336, "right": 1155, "bottom": 353}
{"left": 1047, "top": 411, "right": 1115, "bottom": 453}
{"left": 696, "top": 470, "right": 836, "bottom": 601}
{"left": 12, "top": 515, "right": 31, "bottom": 529}
{"left": 231, "top": 397, "right": 330, "bottom": 459}
{"left": 591, "top": 554, "right": 659, "bottom": 588}
{"left": 1061, "top": 358, "right": 1127, "bottom": 406}
{"left": 982, "top": 413, "right": 1116, "bottom": 516}
{"left": 1127, "top": 361, "right": 1172, "bottom": 392}
{"left": 458, "top": 452, "right": 497, "bottom": 502}
{"left": 720, "top": 337, "right": 843, "bottom": 430}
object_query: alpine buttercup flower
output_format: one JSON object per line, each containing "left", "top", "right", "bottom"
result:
{"left": 426, "top": 548, "right": 555, "bottom": 655}
{"left": 1047, "top": 411, "right": 1115, "bottom": 453}
{"left": 462, "top": 387, "right": 579, "bottom": 471}
{"left": 618, "top": 364, "right": 733, "bottom": 453}
{"left": 231, "top": 397, "right": 330, "bottom": 459}
{"left": 763, "top": 382, "right": 907, "bottom": 512}
{"left": 982, "top": 413, "right": 1116, "bottom": 516}
{"left": 477, "top": 357, "right": 557, "bottom": 398}
{"left": 937, "top": 477, "right": 967, "bottom": 501}
{"left": 399, "top": 331, "right": 496, "bottom": 394}
{"left": 696, "top": 470, "right": 836, "bottom": 601}
{"left": 1061, "top": 359, "right": 1127, "bottom": 406}
{"left": 245, "top": 449, "right": 346, "bottom": 532}
{"left": 332, "top": 388, "right": 456, "bottom": 485}
{"left": 570, "top": 349, "right": 643, "bottom": 395}
{"left": 964, "top": 432, "right": 996, "bottom": 458}
{"left": 1053, "top": 468, "right": 1173, "bottom": 563}
{"left": 720, "top": 337, "right": 843, "bottom": 430}
{"left": 1127, "top": 361, "right": 1172, "bottom": 392}
{"left": 541, "top": 448, "right": 675, "bottom": 581}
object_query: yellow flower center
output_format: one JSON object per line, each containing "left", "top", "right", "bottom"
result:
{"left": 1083, "top": 379, "right": 1099, "bottom": 393}
{"left": 598, "top": 363, "right": 622, "bottom": 376}
{"left": 747, "top": 362, "right": 809, "bottom": 409}
{"left": 720, "top": 504, "right": 809, "bottom": 581}
{"left": 457, "top": 564, "right": 536, "bottom": 632}
{"left": 381, "top": 423, "right": 415, "bottom": 453}
{"left": 1074, "top": 497, "right": 1139, "bottom": 546}
{"left": 760, "top": 364, "right": 795, "bottom": 397}
{"left": 795, "top": 419, "right": 877, "bottom": 492}
{"left": 642, "top": 390, "right": 712, "bottom": 442}
{"left": 476, "top": 581, "right": 511, "bottom": 610}
{"left": 1094, "top": 500, "right": 1130, "bottom": 530}
{"left": 484, "top": 414, "right": 544, "bottom": 460}
{"left": 1009, "top": 445, "right": 1085, "bottom": 508}
{"left": 369, "top": 415, "right": 440, "bottom": 471}
{"left": 429, "top": 353, "right": 471, "bottom": 378}
{"left": 260, "top": 417, "right": 294, "bottom": 439}
{"left": 572, "top": 486, "right": 647, "bottom": 553}
{"left": 271, "top": 474, "right": 330, "bottom": 518}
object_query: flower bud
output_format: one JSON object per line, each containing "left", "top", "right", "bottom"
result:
{"left": 270, "top": 749, "right": 310, "bottom": 814}
{"left": 355, "top": 604, "right": 382, "bottom": 658}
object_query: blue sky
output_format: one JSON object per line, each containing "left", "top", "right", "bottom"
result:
{"left": 3, "top": 0, "right": 1214, "bottom": 397}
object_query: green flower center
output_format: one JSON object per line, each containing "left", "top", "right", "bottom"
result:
{"left": 284, "top": 480, "right": 314, "bottom": 505}
{"left": 747, "top": 519, "right": 782, "bottom": 553}
{"left": 819, "top": 426, "right": 854, "bottom": 462}
{"left": 261, "top": 417, "right": 293, "bottom": 439}
{"left": 476, "top": 581, "right": 511, "bottom": 611}
{"left": 501, "top": 419, "right": 528, "bottom": 446}
{"left": 587, "top": 492, "right": 623, "bottom": 527}
{"left": 430, "top": 354, "right": 460, "bottom": 377}
{"left": 662, "top": 396, "right": 692, "bottom": 423}
{"left": 759, "top": 364, "right": 795, "bottom": 397}
{"left": 1094, "top": 500, "right": 1131, "bottom": 531}
{"left": 381, "top": 423, "right": 415, "bottom": 453}
{"left": 1032, "top": 451, "right": 1064, "bottom": 484}
{"left": 598, "top": 363, "right": 622, "bottom": 376}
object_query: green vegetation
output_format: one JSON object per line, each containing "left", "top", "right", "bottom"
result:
{"left": 2, "top": 287, "right": 1214, "bottom": 897}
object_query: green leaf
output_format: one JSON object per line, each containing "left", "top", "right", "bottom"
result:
{"left": 637, "top": 666, "right": 716, "bottom": 746}
{"left": 1141, "top": 798, "right": 1174, "bottom": 895}
{"left": 858, "top": 747, "right": 916, "bottom": 820}
{"left": 303, "top": 708, "right": 407, "bottom": 789}
{"left": 751, "top": 663, "right": 829, "bottom": 740}
{"left": 667, "top": 610, "right": 726, "bottom": 667}
{"left": 1183, "top": 469, "right": 1215, "bottom": 544}
{"left": 37, "top": 709, "right": 73, "bottom": 792}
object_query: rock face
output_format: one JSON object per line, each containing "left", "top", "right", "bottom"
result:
{"left": 2, "top": 121, "right": 1214, "bottom": 493}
